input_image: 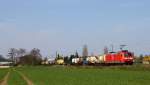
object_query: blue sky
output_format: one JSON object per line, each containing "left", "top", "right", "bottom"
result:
{"left": 0, "top": 0, "right": 150, "bottom": 57}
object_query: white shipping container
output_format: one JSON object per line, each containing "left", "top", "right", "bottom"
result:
{"left": 87, "top": 56, "right": 98, "bottom": 64}
{"left": 98, "top": 55, "right": 106, "bottom": 63}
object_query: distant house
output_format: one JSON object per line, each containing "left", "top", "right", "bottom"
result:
{"left": 143, "top": 56, "right": 150, "bottom": 64}
{"left": 41, "top": 58, "right": 55, "bottom": 65}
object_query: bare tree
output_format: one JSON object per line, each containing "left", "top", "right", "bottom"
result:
{"left": 30, "top": 48, "right": 42, "bottom": 57}
{"left": 82, "top": 45, "right": 88, "bottom": 58}
{"left": 30, "top": 48, "right": 42, "bottom": 65}
{"left": 7, "top": 48, "right": 18, "bottom": 65}
{"left": 17, "top": 48, "right": 26, "bottom": 57}
{"left": 14, "top": 48, "right": 27, "bottom": 64}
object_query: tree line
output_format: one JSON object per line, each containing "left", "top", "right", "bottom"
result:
{"left": 7, "top": 48, "right": 42, "bottom": 66}
{"left": 0, "top": 45, "right": 89, "bottom": 66}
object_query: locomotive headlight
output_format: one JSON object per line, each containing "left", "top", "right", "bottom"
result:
{"left": 124, "top": 57, "right": 133, "bottom": 60}
{"left": 129, "top": 58, "right": 133, "bottom": 59}
{"left": 124, "top": 58, "right": 128, "bottom": 59}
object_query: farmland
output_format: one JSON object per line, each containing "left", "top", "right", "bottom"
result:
{"left": 8, "top": 69, "right": 27, "bottom": 85}
{"left": 0, "top": 69, "right": 8, "bottom": 82}
{"left": 0, "top": 65, "right": 150, "bottom": 85}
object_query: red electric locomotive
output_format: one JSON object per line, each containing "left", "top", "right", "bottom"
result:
{"left": 105, "top": 50, "right": 134, "bottom": 65}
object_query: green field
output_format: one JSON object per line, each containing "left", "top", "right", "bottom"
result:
{"left": 0, "top": 68, "right": 8, "bottom": 81}
{"left": 1, "top": 65, "right": 150, "bottom": 85}
{"left": 8, "top": 69, "right": 27, "bottom": 85}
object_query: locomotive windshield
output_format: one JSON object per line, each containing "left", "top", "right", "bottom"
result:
{"left": 124, "top": 53, "right": 129, "bottom": 57}
{"left": 124, "top": 53, "right": 132, "bottom": 57}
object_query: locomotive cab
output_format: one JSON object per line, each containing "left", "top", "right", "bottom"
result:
{"left": 121, "top": 50, "right": 134, "bottom": 65}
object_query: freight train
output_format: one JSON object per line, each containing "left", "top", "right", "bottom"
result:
{"left": 54, "top": 50, "right": 134, "bottom": 65}
{"left": 71, "top": 50, "right": 134, "bottom": 65}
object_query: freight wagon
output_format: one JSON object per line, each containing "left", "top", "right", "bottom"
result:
{"left": 72, "top": 57, "right": 83, "bottom": 65}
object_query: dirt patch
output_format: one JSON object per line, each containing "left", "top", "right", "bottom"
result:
{"left": 0, "top": 72, "right": 10, "bottom": 85}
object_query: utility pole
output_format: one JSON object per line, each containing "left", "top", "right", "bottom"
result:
{"left": 111, "top": 44, "right": 114, "bottom": 52}
{"left": 56, "top": 51, "right": 58, "bottom": 58}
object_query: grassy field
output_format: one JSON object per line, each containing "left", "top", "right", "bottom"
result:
{"left": 18, "top": 65, "right": 150, "bottom": 85}
{"left": 0, "top": 68, "right": 9, "bottom": 81}
{"left": 8, "top": 69, "right": 27, "bottom": 85}
{"left": 1, "top": 65, "right": 150, "bottom": 85}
